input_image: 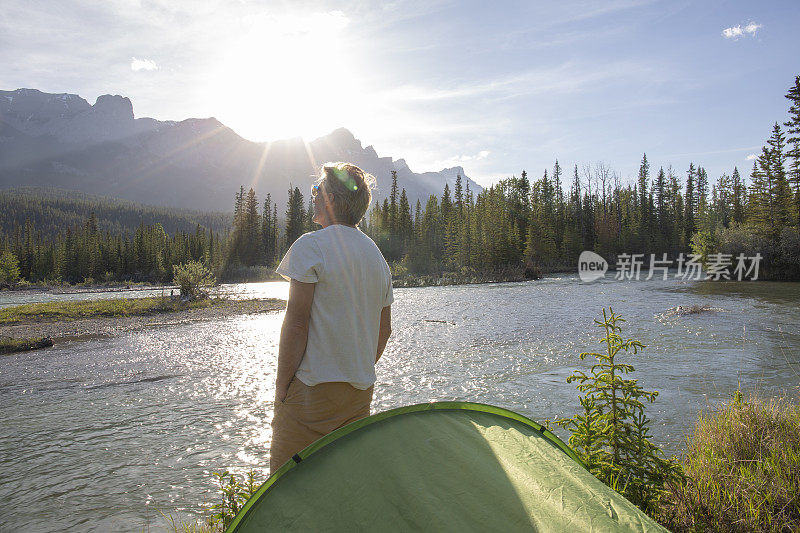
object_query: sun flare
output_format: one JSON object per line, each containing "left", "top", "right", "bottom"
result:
{"left": 207, "top": 11, "right": 367, "bottom": 141}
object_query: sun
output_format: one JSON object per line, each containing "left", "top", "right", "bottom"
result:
{"left": 207, "top": 11, "right": 367, "bottom": 142}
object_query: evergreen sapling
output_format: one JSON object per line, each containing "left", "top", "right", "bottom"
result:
{"left": 558, "top": 308, "right": 683, "bottom": 516}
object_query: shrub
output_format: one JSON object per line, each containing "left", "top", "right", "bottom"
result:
{"left": 715, "top": 222, "right": 799, "bottom": 280}
{"left": 690, "top": 227, "right": 720, "bottom": 264}
{"left": 210, "top": 471, "right": 261, "bottom": 529}
{"left": 173, "top": 260, "right": 216, "bottom": 299}
{"left": 0, "top": 251, "right": 21, "bottom": 285}
{"left": 778, "top": 227, "right": 800, "bottom": 278}
{"left": 164, "top": 470, "right": 263, "bottom": 533}
{"left": 557, "top": 308, "right": 683, "bottom": 517}
{"left": 662, "top": 393, "right": 800, "bottom": 532}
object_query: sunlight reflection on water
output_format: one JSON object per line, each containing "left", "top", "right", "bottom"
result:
{"left": 1, "top": 276, "right": 798, "bottom": 531}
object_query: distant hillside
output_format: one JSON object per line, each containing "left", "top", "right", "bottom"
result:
{"left": 0, "top": 187, "right": 230, "bottom": 239}
{"left": 0, "top": 88, "right": 482, "bottom": 211}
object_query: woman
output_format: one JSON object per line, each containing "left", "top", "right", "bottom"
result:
{"left": 270, "top": 162, "right": 393, "bottom": 473}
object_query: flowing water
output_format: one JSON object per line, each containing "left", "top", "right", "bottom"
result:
{"left": 1, "top": 276, "right": 798, "bottom": 531}
{"left": 0, "top": 282, "right": 290, "bottom": 309}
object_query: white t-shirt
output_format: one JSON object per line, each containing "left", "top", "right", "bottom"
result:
{"left": 276, "top": 225, "right": 393, "bottom": 390}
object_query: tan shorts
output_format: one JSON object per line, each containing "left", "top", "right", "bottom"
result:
{"left": 270, "top": 378, "right": 373, "bottom": 473}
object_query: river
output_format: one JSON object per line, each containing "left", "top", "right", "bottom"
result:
{"left": 1, "top": 275, "right": 798, "bottom": 531}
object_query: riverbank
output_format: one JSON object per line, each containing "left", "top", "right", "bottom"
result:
{"left": 0, "top": 336, "right": 54, "bottom": 355}
{"left": 661, "top": 393, "right": 800, "bottom": 531}
{"left": 0, "top": 266, "right": 559, "bottom": 293}
{"left": 0, "top": 297, "right": 285, "bottom": 344}
{"left": 0, "top": 280, "right": 176, "bottom": 293}
{"left": 390, "top": 264, "right": 554, "bottom": 288}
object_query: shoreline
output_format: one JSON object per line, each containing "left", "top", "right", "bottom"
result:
{"left": 0, "top": 297, "right": 285, "bottom": 346}
{"left": 0, "top": 267, "right": 566, "bottom": 295}
{"left": 0, "top": 282, "right": 179, "bottom": 296}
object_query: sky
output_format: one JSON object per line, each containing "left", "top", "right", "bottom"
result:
{"left": 2, "top": 0, "right": 799, "bottom": 187}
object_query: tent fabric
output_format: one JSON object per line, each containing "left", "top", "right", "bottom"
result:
{"left": 227, "top": 402, "right": 667, "bottom": 532}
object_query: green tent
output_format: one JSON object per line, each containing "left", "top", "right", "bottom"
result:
{"left": 227, "top": 402, "right": 667, "bottom": 532}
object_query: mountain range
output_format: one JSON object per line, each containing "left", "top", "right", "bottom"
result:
{"left": 0, "top": 88, "right": 481, "bottom": 212}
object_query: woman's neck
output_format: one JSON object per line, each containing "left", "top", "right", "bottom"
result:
{"left": 320, "top": 220, "right": 356, "bottom": 229}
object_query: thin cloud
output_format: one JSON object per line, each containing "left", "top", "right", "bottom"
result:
{"left": 746, "top": 153, "right": 757, "bottom": 161}
{"left": 722, "top": 22, "right": 762, "bottom": 39}
{"left": 131, "top": 57, "right": 158, "bottom": 71}
{"left": 744, "top": 22, "right": 762, "bottom": 34}
{"left": 434, "top": 150, "right": 491, "bottom": 168}
{"left": 385, "top": 60, "right": 660, "bottom": 103}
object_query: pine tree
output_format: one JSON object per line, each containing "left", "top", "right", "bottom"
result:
{"left": 242, "top": 188, "right": 260, "bottom": 266}
{"left": 710, "top": 173, "right": 733, "bottom": 229}
{"left": 731, "top": 167, "right": 745, "bottom": 225}
{"left": 684, "top": 164, "right": 696, "bottom": 244}
{"left": 421, "top": 195, "right": 440, "bottom": 269}
{"left": 441, "top": 183, "right": 453, "bottom": 223}
{"left": 285, "top": 186, "right": 306, "bottom": 248}
{"left": 398, "top": 189, "right": 412, "bottom": 250}
{"left": 262, "top": 194, "right": 274, "bottom": 265}
{"left": 696, "top": 167, "right": 708, "bottom": 219}
{"left": 654, "top": 167, "right": 669, "bottom": 248}
{"left": 637, "top": 154, "right": 650, "bottom": 252}
{"left": 784, "top": 75, "right": 800, "bottom": 224}
{"left": 389, "top": 171, "right": 399, "bottom": 235}
{"left": 439, "top": 183, "right": 453, "bottom": 263}
{"left": 748, "top": 160, "right": 770, "bottom": 230}
{"left": 553, "top": 160, "right": 563, "bottom": 206}
{"left": 767, "top": 122, "right": 793, "bottom": 232}
{"left": 553, "top": 160, "right": 565, "bottom": 259}
{"left": 557, "top": 308, "right": 683, "bottom": 516}
{"left": 227, "top": 186, "right": 247, "bottom": 266}
{"left": 233, "top": 186, "right": 245, "bottom": 225}
{"left": 454, "top": 174, "right": 464, "bottom": 217}
{"left": 572, "top": 166, "right": 585, "bottom": 247}
{"left": 272, "top": 204, "right": 279, "bottom": 256}
{"left": 381, "top": 198, "right": 390, "bottom": 231}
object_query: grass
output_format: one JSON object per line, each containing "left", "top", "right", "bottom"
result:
{"left": 0, "top": 336, "right": 54, "bottom": 354}
{"left": 164, "top": 471, "right": 263, "bottom": 533}
{"left": 161, "top": 512, "right": 219, "bottom": 533}
{"left": 0, "top": 296, "right": 215, "bottom": 324}
{"left": 660, "top": 392, "right": 800, "bottom": 532}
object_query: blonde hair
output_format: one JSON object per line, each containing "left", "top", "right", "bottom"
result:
{"left": 316, "top": 162, "right": 375, "bottom": 225}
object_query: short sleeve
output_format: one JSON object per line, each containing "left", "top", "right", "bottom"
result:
{"left": 383, "top": 265, "right": 394, "bottom": 307}
{"left": 276, "top": 234, "right": 324, "bottom": 283}
{"left": 384, "top": 282, "right": 394, "bottom": 307}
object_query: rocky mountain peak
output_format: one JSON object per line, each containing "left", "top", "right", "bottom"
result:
{"left": 326, "top": 127, "right": 362, "bottom": 150}
{"left": 0, "top": 89, "right": 91, "bottom": 134}
{"left": 0, "top": 88, "right": 483, "bottom": 211}
{"left": 93, "top": 95, "right": 134, "bottom": 120}
{"left": 393, "top": 158, "right": 411, "bottom": 172}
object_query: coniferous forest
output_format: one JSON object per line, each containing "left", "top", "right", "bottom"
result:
{"left": 1, "top": 76, "right": 799, "bottom": 285}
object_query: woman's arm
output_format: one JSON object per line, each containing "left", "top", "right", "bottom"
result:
{"left": 275, "top": 279, "right": 316, "bottom": 402}
{"left": 375, "top": 305, "right": 392, "bottom": 363}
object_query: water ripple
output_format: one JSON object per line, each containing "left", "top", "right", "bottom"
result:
{"left": 1, "top": 277, "right": 799, "bottom": 531}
